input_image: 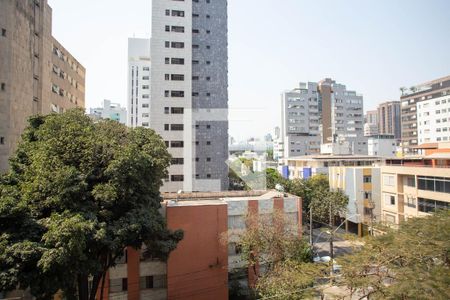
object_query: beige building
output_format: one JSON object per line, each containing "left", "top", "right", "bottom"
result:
{"left": 377, "top": 101, "right": 400, "bottom": 139}
{"left": 0, "top": 0, "right": 85, "bottom": 172}
{"left": 381, "top": 154, "right": 450, "bottom": 225}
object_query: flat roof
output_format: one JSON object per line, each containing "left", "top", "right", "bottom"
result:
{"left": 286, "top": 155, "right": 383, "bottom": 161}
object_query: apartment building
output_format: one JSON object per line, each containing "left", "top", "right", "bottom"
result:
{"left": 283, "top": 155, "right": 382, "bottom": 180}
{"left": 367, "top": 134, "right": 397, "bottom": 157}
{"left": 364, "top": 110, "right": 378, "bottom": 137}
{"left": 329, "top": 167, "right": 381, "bottom": 237}
{"left": 279, "top": 86, "right": 321, "bottom": 158}
{"left": 98, "top": 191, "right": 302, "bottom": 300}
{"left": 278, "top": 79, "right": 366, "bottom": 160}
{"left": 90, "top": 100, "right": 127, "bottom": 124}
{"left": 377, "top": 101, "right": 401, "bottom": 139}
{"left": 150, "top": 0, "right": 229, "bottom": 192}
{"left": 127, "top": 38, "right": 151, "bottom": 128}
{"left": 417, "top": 95, "right": 450, "bottom": 144}
{"left": 400, "top": 75, "right": 450, "bottom": 153}
{"left": 0, "top": 0, "right": 85, "bottom": 172}
{"left": 380, "top": 143, "right": 450, "bottom": 225}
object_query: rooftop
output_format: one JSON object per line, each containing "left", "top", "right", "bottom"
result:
{"left": 285, "top": 155, "right": 383, "bottom": 161}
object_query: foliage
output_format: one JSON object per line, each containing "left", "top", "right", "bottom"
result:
{"left": 235, "top": 210, "right": 312, "bottom": 269}
{"left": 309, "top": 189, "right": 348, "bottom": 225}
{"left": 229, "top": 210, "right": 326, "bottom": 298}
{"left": 265, "top": 168, "right": 287, "bottom": 190}
{"left": 256, "top": 260, "right": 327, "bottom": 300}
{"left": 0, "top": 109, "right": 183, "bottom": 299}
{"left": 339, "top": 210, "right": 450, "bottom": 299}
{"left": 239, "top": 157, "right": 254, "bottom": 172}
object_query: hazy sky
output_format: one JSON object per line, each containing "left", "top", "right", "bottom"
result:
{"left": 48, "top": 0, "right": 450, "bottom": 141}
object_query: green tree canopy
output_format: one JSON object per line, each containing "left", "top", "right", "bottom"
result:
{"left": 0, "top": 109, "right": 182, "bottom": 299}
{"left": 339, "top": 210, "right": 450, "bottom": 299}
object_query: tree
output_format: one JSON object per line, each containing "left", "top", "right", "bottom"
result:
{"left": 228, "top": 210, "right": 326, "bottom": 298}
{"left": 0, "top": 109, "right": 183, "bottom": 300}
{"left": 309, "top": 189, "right": 348, "bottom": 225}
{"left": 265, "top": 168, "right": 287, "bottom": 190}
{"left": 339, "top": 210, "right": 450, "bottom": 299}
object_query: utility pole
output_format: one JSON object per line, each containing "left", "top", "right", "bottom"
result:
{"left": 329, "top": 199, "right": 334, "bottom": 283}
{"left": 309, "top": 207, "right": 313, "bottom": 246}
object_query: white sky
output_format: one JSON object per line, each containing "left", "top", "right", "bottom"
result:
{"left": 49, "top": 0, "right": 450, "bottom": 142}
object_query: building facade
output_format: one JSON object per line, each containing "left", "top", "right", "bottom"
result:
{"left": 367, "top": 135, "right": 397, "bottom": 157}
{"left": 364, "top": 110, "right": 378, "bottom": 137}
{"left": 377, "top": 101, "right": 400, "bottom": 139}
{"left": 400, "top": 75, "right": 450, "bottom": 153}
{"left": 0, "top": 0, "right": 85, "bottom": 172}
{"left": 417, "top": 94, "right": 450, "bottom": 144}
{"left": 329, "top": 166, "right": 381, "bottom": 237}
{"left": 283, "top": 155, "right": 383, "bottom": 180}
{"left": 380, "top": 144, "right": 450, "bottom": 225}
{"left": 127, "top": 38, "right": 151, "bottom": 128}
{"left": 150, "top": 0, "right": 229, "bottom": 192}
{"left": 90, "top": 100, "right": 127, "bottom": 124}
{"left": 278, "top": 79, "right": 366, "bottom": 161}
{"left": 98, "top": 191, "right": 302, "bottom": 300}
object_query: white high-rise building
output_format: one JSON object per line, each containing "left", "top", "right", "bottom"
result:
{"left": 278, "top": 79, "right": 366, "bottom": 160}
{"left": 127, "top": 38, "right": 151, "bottom": 128}
{"left": 417, "top": 95, "right": 450, "bottom": 144}
{"left": 150, "top": 0, "right": 229, "bottom": 192}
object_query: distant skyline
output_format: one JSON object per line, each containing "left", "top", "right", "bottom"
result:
{"left": 48, "top": 0, "right": 450, "bottom": 141}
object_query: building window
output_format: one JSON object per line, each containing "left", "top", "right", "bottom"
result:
{"left": 206, "top": 77, "right": 211, "bottom": 81}
{"left": 171, "top": 90, "right": 184, "bottom": 97}
{"left": 165, "top": 41, "right": 170, "bottom": 48}
{"left": 164, "top": 90, "right": 170, "bottom": 97}
{"left": 170, "top": 124, "right": 184, "bottom": 131}
{"left": 164, "top": 107, "right": 170, "bottom": 114}
{"left": 171, "top": 158, "right": 184, "bottom": 165}
{"left": 1, "top": 83, "right": 5, "bottom": 91}
{"left": 165, "top": 9, "right": 170, "bottom": 16}
{"left": 165, "top": 57, "right": 170, "bottom": 64}
{"left": 165, "top": 25, "right": 170, "bottom": 32}
{"left": 384, "top": 194, "right": 396, "bottom": 206}
{"left": 171, "top": 107, "right": 184, "bottom": 114}
{"left": 171, "top": 74, "right": 184, "bottom": 81}
{"left": 206, "top": 141, "right": 211, "bottom": 145}
{"left": 192, "top": 29, "right": 200, "bottom": 33}
{"left": 418, "top": 198, "right": 449, "bottom": 213}
{"left": 206, "top": 125, "right": 211, "bottom": 129}
{"left": 171, "top": 141, "right": 184, "bottom": 148}
{"left": 171, "top": 10, "right": 185, "bottom": 17}
{"left": 405, "top": 176, "right": 416, "bottom": 187}
{"left": 195, "top": 157, "right": 200, "bottom": 162}
{"left": 207, "top": 174, "right": 211, "bottom": 178}
{"left": 171, "top": 26, "right": 185, "bottom": 33}
{"left": 139, "top": 275, "right": 167, "bottom": 290}
{"left": 110, "top": 278, "right": 128, "bottom": 293}
{"left": 206, "top": 157, "right": 211, "bottom": 162}
{"left": 0, "top": 137, "right": 4, "bottom": 145}
{"left": 383, "top": 174, "right": 395, "bottom": 187}
{"left": 142, "top": 85, "right": 149, "bottom": 89}
{"left": 1, "top": 28, "right": 5, "bottom": 37}
{"left": 171, "top": 58, "right": 185, "bottom": 65}
{"left": 363, "top": 176, "right": 371, "bottom": 183}
{"left": 171, "top": 42, "right": 184, "bottom": 48}
{"left": 418, "top": 176, "right": 450, "bottom": 193}
{"left": 164, "top": 124, "right": 169, "bottom": 131}
{"left": 171, "top": 175, "right": 184, "bottom": 182}
{"left": 165, "top": 74, "right": 170, "bottom": 80}
{"left": 143, "top": 66, "right": 150, "bottom": 71}
{"left": 192, "top": 44, "right": 199, "bottom": 49}
{"left": 142, "top": 104, "right": 149, "bottom": 108}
